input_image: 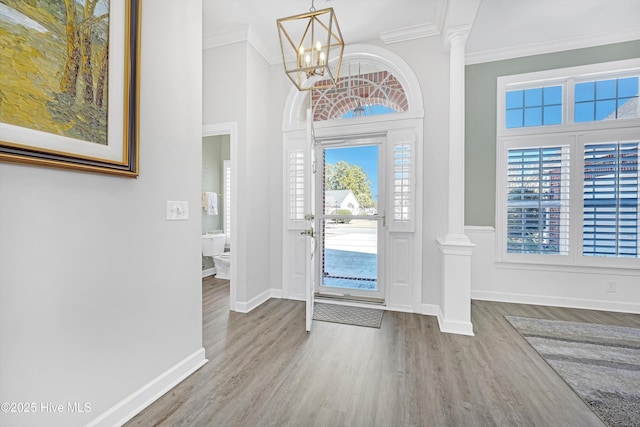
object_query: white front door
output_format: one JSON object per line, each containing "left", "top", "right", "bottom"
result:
{"left": 303, "top": 212, "right": 316, "bottom": 331}
{"left": 304, "top": 111, "right": 317, "bottom": 331}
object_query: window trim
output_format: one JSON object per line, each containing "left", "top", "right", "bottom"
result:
{"left": 496, "top": 59, "right": 640, "bottom": 270}
{"left": 497, "top": 58, "right": 640, "bottom": 138}
{"left": 497, "top": 134, "right": 575, "bottom": 266}
{"left": 498, "top": 131, "right": 640, "bottom": 270}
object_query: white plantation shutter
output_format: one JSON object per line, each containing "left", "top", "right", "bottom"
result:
{"left": 506, "top": 146, "right": 570, "bottom": 255}
{"left": 583, "top": 141, "right": 639, "bottom": 257}
{"left": 223, "top": 160, "right": 231, "bottom": 243}
{"left": 388, "top": 131, "right": 415, "bottom": 232}
{"left": 392, "top": 142, "right": 411, "bottom": 223}
{"left": 288, "top": 148, "right": 305, "bottom": 222}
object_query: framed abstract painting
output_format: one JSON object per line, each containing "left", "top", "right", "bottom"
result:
{"left": 0, "top": 0, "right": 141, "bottom": 176}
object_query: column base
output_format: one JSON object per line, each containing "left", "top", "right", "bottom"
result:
{"left": 437, "top": 237, "right": 475, "bottom": 336}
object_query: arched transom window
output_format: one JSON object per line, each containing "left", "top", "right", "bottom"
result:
{"left": 311, "top": 63, "right": 408, "bottom": 121}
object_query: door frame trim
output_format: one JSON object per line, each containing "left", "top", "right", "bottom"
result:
{"left": 315, "top": 136, "right": 387, "bottom": 301}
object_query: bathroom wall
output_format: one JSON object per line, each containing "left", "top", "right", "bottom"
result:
{"left": 202, "top": 134, "right": 230, "bottom": 269}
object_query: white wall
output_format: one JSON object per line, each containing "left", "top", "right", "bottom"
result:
{"left": 268, "top": 66, "right": 291, "bottom": 298}
{"left": 203, "top": 43, "right": 249, "bottom": 302}
{"left": 203, "top": 41, "right": 278, "bottom": 307}
{"left": 0, "top": 1, "right": 204, "bottom": 426}
{"left": 377, "top": 37, "right": 451, "bottom": 308}
{"left": 467, "top": 227, "right": 640, "bottom": 313}
{"left": 245, "top": 44, "right": 275, "bottom": 300}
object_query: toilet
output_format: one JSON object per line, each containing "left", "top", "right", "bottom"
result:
{"left": 202, "top": 233, "right": 230, "bottom": 279}
{"left": 212, "top": 253, "right": 230, "bottom": 280}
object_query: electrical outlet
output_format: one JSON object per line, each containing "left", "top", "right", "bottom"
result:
{"left": 606, "top": 281, "right": 617, "bottom": 293}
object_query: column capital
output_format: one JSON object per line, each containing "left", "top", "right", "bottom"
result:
{"left": 446, "top": 25, "right": 470, "bottom": 48}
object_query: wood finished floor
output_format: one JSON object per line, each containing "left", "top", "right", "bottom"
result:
{"left": 126, "top": 277, "right": 640, "bottom": 426}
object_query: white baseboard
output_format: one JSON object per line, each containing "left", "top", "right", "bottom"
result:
{"left": 235, "top": 289, "right": 274, "bottom": 313}
{"left": 287, "top": 294, "right": 305, "bottom": 302}
{"left": 270, "top": 289, "right": 283, "bottom": 299}
{"left": 385, "top": 304, "right": 415, "bottom": 313}
{"left": 421, "top": 303, "right": 440, "bottom": 316}
{"left": 472, "top": 290, "right": 640, "bottom": 314}
{"left": 436, "top": 308, "right": 475, "bottom": 336}
{"left": 202, "top": 267, "right": 216, "bottom": 278}
{"left": 86, "top": 348, "right": 207, "bottom": 427}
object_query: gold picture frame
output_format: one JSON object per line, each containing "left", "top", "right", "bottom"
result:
{"left": 0, "top": 0, "right": 141, "bottom": 177}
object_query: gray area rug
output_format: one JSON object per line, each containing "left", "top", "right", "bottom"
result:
{"left": 505, "top": 316, "right": 640, "bottom": 427}
{"left": 313, "top": 303, "right": 383, "bottom": 328}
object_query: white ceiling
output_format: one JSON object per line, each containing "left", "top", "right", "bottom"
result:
{"left": 466, "top": 0, "right": 640, "bottom": 64}
{"left": 202, "top": 0, "right": 640, "bottom": 65}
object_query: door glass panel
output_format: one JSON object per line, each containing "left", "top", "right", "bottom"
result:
{"left": 320, "top": 145, "right": 379, "bottom": 293}
{"left": 322, "top": 218, "right": 378, "bottom": 290}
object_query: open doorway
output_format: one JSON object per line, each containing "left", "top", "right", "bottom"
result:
{"left": 316, "top": 139, "right": 385, "bottom": 302}
{"left": 203, "top": 123, "right": 238, "bottom": 311}
{"left": 202, "top": 134, "right": 230, "bottom": 277}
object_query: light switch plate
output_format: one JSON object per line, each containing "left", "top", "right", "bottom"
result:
{"left": 167, "top": 201, "right": 189, "bottom": 220}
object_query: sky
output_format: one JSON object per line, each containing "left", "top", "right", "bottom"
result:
{"left": 324, "top": 145, "right": 378, "bottom": 200}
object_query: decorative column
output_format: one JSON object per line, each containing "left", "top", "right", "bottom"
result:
{"left": 436, "top": 27, "right": 475, "bottom": 336}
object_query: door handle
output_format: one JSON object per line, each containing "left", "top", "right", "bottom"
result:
{"left": 300, "top": 228, "right": 315, "bottom": 238}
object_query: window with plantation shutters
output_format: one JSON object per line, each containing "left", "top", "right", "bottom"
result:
{"left": 387, "top": 132, "right": 415, "bottom": 232}
{"left": 583, "top": 142, "right": 639, "bottom": 257}
{"left": 497, "top": 59, "right": 640, "bottom": 268}
{"left": 288, "top": 149, "right": 305, "bottom": 221}
{"left": 224, "top": 160, "right": 231, "bottom": 242}
{"left": 507, "top": 146, "right": 570, "bottom": 255}
{"left": 392, "top": 142, "right": 411, "bottom": 223}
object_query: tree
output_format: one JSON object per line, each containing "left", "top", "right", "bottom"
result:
{"left": 60, "top": 0, "right": 80, "bottom": 97}
{"left": 60, "top": 0, "right": 108, "bottom": 105}
{"left": 356, "top": 193, "right": 374, "bottom": 210}
{"left": 325, "top": 161, "right": 375, "bottom": 209}
{"left": 80, "top": 0, "right": 101, "bottom": 103}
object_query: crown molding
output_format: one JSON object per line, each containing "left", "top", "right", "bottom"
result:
{"left": 379, "top": 23, "right": 441, "bottom": 44}
{"left": 203, "top": 25, "right": 279, "bottom": 66}
{"left": 466, "top": 27, "right": 640, "bottom": 65}
{"left": 203, "top": 25, "right": 249, "bottom": 50}
{"left": 381, "top": 0, "right": 447, "bottom": 44}
{"left": 246, "top": 27, "right": 279, "bottom": 65}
